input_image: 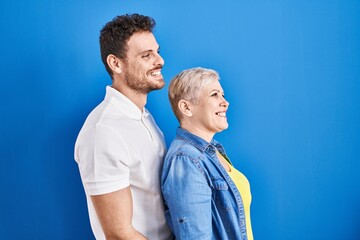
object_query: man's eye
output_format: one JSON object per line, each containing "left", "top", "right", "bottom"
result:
{"left": 142, "top": 53, "right": 151, "bottom": 58}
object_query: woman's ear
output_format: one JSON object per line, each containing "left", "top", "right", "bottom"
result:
{"left": 178, "top": 100, "right": 193, "bottom": 117}
{"left": 106, "top": 54, "right": 122, "bottom": 74}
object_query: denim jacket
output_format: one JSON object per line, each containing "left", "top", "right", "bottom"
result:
{"left": 161, "top": 128, "right": 248, "bottom": 240}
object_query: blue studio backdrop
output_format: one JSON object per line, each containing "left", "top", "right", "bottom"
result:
{"left": 0, "top": 1, "right": 359, "bottom": 239}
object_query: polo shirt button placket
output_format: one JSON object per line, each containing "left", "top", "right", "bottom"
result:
{"left": 141, "top": 114, "right": 161, "bottom": 153}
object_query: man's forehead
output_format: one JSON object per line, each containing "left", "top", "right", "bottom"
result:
{"left": 127, "top": 32, "right": 159, "bottom": 53}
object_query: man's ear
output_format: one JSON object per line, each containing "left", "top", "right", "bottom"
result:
{"left": 106, "top": 54, "right": 122, "bottom": 74}
{"left": 178, "top": 100, "right": 193, "bottom": 117}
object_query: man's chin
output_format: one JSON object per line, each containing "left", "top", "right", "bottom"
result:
{"left": 150, "top": 85, "right": 165, "bottom": 92}
{"left": 152, "top": 79, "right": 166, "bottom": 90}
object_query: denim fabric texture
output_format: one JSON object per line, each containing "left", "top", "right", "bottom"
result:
{"left": 161, "top": 127, "right": 248, "bottom": 240}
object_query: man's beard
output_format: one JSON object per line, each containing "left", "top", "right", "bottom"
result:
{"left": 124, "top": 69, "right": 165, "bottom": 94}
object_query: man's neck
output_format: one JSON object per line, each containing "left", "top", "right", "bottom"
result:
{"left": 112, "top": 83, "right": 147, "bottom": 111}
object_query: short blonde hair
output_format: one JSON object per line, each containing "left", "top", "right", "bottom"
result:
{"left": 168, "top": 67, "right": 220, "bottom": 121}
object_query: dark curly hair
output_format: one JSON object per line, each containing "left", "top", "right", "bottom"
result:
{"left": 99, "top": 14, "right": 156, "bottom": 78}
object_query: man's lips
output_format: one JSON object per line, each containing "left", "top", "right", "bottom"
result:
{"left": 149, "top": 68, "right": 162, "bottom": 77}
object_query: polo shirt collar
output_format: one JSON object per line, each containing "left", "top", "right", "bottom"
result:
{"left": 104, "top": 86, "right": 149, "bottom": 120}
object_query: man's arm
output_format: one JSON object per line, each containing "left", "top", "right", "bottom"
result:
{"left": 91, "top": 186, "right": 147, "bottom": 240}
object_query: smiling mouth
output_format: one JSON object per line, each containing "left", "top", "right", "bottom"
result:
{"left": 149, "top": 69, "right": 162, "bottom": 77}
{"left": 216, "top": 112, "right": 227, "bottom": 117}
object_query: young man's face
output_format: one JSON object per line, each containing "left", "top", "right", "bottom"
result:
{"left": 122, "top": 31, "right": 165, "bottom": 94}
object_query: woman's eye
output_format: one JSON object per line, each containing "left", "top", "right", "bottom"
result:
{"left": 211, "top": 92, "right": 218, "bottom": 97}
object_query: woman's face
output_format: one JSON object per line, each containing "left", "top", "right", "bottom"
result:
{"left": 190, "top": 80, "right": 229, "bottom": 137}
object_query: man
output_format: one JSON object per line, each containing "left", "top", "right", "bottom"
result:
{"left": 74, "top": 14, "right": 172, "bottom": 240}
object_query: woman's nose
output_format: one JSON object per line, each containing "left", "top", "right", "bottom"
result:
{"left": 221, "top": 97, "right": 229, "bottom": 107}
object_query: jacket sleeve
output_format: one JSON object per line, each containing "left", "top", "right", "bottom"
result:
{"left": 162, "top": 154, "right": 212, "bottom": 240}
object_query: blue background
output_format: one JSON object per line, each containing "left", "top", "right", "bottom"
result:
{"left": 1, "top": 0, "right": 359, "bottom": 239}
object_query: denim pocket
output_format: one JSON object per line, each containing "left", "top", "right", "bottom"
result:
{"left": 212, "top": 179, "right": 229, "bottom": 190}
{"left": 212, "top": 179, "right": 232, "bottom": 211}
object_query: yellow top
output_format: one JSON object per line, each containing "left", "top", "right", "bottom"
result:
{"left": 227, "top": 164, "right": 254, "bottom": 240}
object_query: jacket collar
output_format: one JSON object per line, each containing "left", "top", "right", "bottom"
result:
{"left": 175, "top": 127, "right": 223, "bottom": 153}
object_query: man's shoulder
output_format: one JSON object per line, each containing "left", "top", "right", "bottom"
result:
{"left": 84, "top": 100, "right": 132, "bottom": 125}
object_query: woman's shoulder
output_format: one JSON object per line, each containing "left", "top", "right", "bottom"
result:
{"left": 167, "top": 137, "right": 204, "bottom": 160}
{"left": 163, "top": 139, "right": 209, "bottom": 181}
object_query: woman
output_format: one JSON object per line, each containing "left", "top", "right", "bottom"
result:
{"left": 161, "top": 67, "right": 253, "bottom": 240}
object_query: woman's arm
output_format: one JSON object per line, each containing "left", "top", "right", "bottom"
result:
{"left": 162, "top": 155, "right": 212, "bottom": 240}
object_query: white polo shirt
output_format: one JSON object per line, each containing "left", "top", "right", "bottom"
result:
{"left": 74, "top": 86, "right": 172, "bottom": 240}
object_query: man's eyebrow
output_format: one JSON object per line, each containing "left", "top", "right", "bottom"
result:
{"left": 137, "top": 47, "right": 160, "bottom": 56}
{"left": 136, "top": 49, "right": 152, "bottom": 56}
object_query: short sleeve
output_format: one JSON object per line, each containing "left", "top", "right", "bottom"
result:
{"left": 75, "top": 125, "right": 131, "bottom": 195}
